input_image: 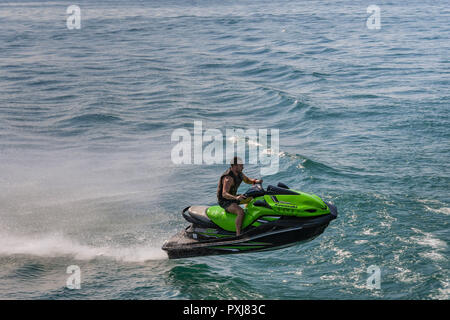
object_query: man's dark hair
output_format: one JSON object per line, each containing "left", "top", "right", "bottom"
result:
{"left": 230, "top": 156, "right": 243, "bottom": 166}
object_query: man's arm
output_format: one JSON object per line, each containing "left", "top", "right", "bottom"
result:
{"left": 242, "top": 173, "right": 262, "bottom": 185}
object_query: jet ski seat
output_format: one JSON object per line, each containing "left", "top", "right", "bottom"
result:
{"left": 182, "top": 206, "right": 217, "bottom": 228}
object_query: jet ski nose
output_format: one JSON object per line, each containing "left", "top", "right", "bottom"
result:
{"left": 325, "top": 202, "right": 338, "bottom": 220}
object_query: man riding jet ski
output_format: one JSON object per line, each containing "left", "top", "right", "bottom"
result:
{"left": 217, "top": 157, "right": 263, "bottom": 236}
{"left": 162, "top": 158, "right": 338, "bottom": 259}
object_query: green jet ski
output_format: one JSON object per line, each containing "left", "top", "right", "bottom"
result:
{"left": 162, "top": 183, "right": 338, "bottom": 259}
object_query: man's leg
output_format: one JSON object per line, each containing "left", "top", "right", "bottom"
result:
{"left": 226, "top": 203, "right": 245, "bottom": 236}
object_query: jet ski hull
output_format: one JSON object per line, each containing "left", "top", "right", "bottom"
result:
{"left": 162, "top": 203, "right": 337, "bottom": 259}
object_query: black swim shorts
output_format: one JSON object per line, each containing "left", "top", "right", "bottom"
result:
{"left": 218, "top": 199, "right": 240, "bottom": 210}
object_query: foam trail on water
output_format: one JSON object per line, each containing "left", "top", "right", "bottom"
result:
{"left": 0, "top": 233, "right": 168, "bottom": 262}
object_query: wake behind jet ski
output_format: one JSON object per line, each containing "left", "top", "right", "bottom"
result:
{"left": 162, "top": 183, "right": 338, "bottom": 259}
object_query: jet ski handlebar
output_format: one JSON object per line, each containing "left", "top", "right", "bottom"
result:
{"left": 243, "top": 182, "right": 299, "bottom": 198}
{"left": 243, "top": 183, "right": 265, "bottom": 198}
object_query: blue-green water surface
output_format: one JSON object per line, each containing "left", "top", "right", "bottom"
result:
{"left": 0, "top": 0, "right": 448, "bottom": 299}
